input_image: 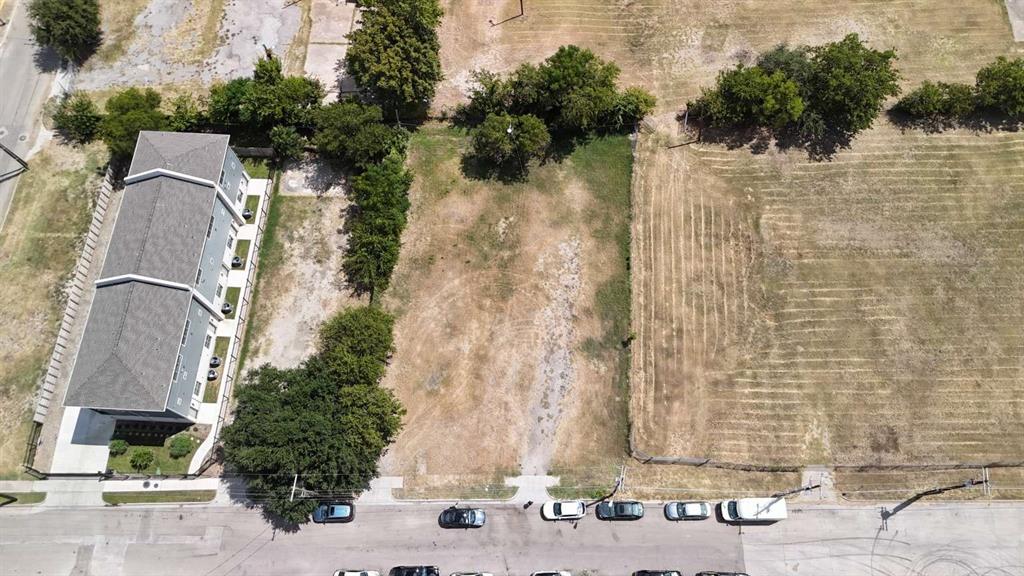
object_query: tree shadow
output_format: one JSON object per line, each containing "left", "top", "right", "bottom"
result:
{"left": 886, "top": 107, "right": 1022, "bottom": 135}
{"left": 459, "top": 152, "right": 530, "bottom": 184}
{"left": 32, "top": 45, "right": 63, "bottom": 74}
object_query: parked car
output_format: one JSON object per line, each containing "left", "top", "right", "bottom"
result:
{"left": 633, "top": 571, "right": 681, "bottom": 576}
{"left": 390, "top": 568, "right": 439, "bottom": 576}
{"left": 694, "top": 572, "right": 750, "bottom": 576}
{"left": 450, "top": 572, "right": 493, "bottom": 576}
{"left": 312, "top": 502, "right": 355, "bottom": 523}
{"left": 595, "top": 500, "right": 644, "bottom": 521}
{"left": 664, "top": 501, "right": 711, "bottom": 521}
{"left": 540, "top": 500, "right": 586, "bottom": 521}
{"left": 439, "top": 506, "right": 486, "bottom": 528}
{"left": 334, "top": 571, "right": 380, "bottom": 576}
{"left": 530, "top": 572, "right": 571, "bottom": 576}
{"left": 720, "top": 497, "right": 788, "bottom": 522}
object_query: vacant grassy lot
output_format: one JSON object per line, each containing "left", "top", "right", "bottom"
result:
{"left": 380, "top": 124, "right": 632, "bottom": 490}
{"left": 435, "top": 0, "right": 1015, "bottom": 113}
{"left": 0, "top": 142, "right": 108, "bottom": 478}
{"left": 632, "top": 125, "right": 1024, "bottom": 466}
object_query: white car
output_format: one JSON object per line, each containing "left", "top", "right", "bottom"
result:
{"left": 335, "top": 572, "right": 380, "bottom": 576}
{"left": 664, "top": 500, "right": 711, "bottom": 521}
{"left": 540, "top": 500, "right": 586, "bottom": 521}
{"left": 451, "top": 573, "right": 494, "bottom": 576}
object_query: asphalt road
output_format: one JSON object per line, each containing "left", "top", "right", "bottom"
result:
{"left": 1, "top": 501, "right": 1021, "bottom": 576}
{"left": 0, "top": 0, "right": 59, "bottom": 230}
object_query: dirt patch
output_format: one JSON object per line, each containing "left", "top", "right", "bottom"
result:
{"left": 78, "top": 0, "right": 303, "bottom": 90}
{"left": 0, "top": 142, "right": 108, "bottom": 477}
{"left": 244, "top": 175, "right": 365, "bottom": 370}
{"left": 379, "top": 125, "right": 633, "bottom": 481}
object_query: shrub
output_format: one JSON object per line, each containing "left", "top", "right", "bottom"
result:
{"left": 894, "top": 81, "right": 975, "bottom": 122}
{"left": 27, "top": 0, "right": 101, "bottom": 63}
{"left": 52, "top": 92, "right": 102, "bottom": 143}
{"left": 609, "top": 87, "right": 657, "bottom": 131}
{"left": 129, "top": 449, "right": 155, "bottom": 472}
{"left": 98, "top": 88, "right": 167, "bottom": 160}
{"left": 269, "top": 125, "right": 305, "bottom": 161}
{"left": 975, "top": 56, "right": 1024, "bottom": 119}
{"left": 167, "top": 94, "right": 207, "bottom": 132}
{"left": 472, "top": 113, "right": 550, "bottom": 176}
{"left": 108, "top": 439, "right": 129, "bottom": 456}
{"left": 168, "top": 435, "right": 194, "bottom": 459}
{"left": 690, "top": 64, "right": 804, "bottom": 129}
{"left": 313, "top": 101, "right": 408, "bottom": 169}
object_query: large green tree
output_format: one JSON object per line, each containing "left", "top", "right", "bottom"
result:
{"left": 311, "top": 306, "right": 396, "bottom": 386}
{"left": 472, "top": 113, "right": 551, "bottom": 177}
{"left": 98, "top": 88, "right": 167, "bottom": 160}
{"left": 893, "top": 81, "right": 975, "bottom": 124}
{"left": 52, "top": 92, "right": 102, "bottom": 144}
{"left": 975, "top": 56, "right": 1024, "bottom": 119}
{"left": 27, "top": 0, "right": 101, "bottom": 63}
{"left": 346, "top": 0, "right": 443, "bottom": 110}
{"left": 313, "top": 101, "right": 409, "bottom": 169}
{"left": 803, "top": 33, "right": 900, "bottom": 138}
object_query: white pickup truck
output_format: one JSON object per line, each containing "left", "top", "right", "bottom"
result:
{"left": 720, "top": 497, "right": 788, "bottom": 522}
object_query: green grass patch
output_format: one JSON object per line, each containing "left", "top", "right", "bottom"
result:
{"left": 242, "top": 159, "right": 271, "bottom": 179}
{"left": 202, "top": 336, "right": 231, "bottom": 403}
{"left": 103, "top": 490, "right": 216, "bottom": 505}
{"left": 106, "top": 433, "right": 200, "bottom": 475}
{"left": 224, "top": 286, "right": 241, "bottom": 319}
{"left": 1, "top": 492, "right": 46, "bottom": 505}
{"left": 234, "top": 239, "right": 252, "bottom": 270}
{"left": 237, "top": 174, "right": 283, "bottom": 375}
{"left": 245, "top": 194, "right": 261, "bottom": 214}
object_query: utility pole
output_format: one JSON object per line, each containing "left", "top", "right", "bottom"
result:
{"left": 881, "top": 478, "right": 987, "bottom": 523}
{"left": 754, "top": 482, "right": 821, "bottom": 517}
{"left": 289, "top": 472, "right": 299, "bottom": 502}
{"left": 0, "top": 140, "right": 28, "bottom": 171}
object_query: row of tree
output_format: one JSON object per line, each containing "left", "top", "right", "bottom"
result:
{"left": 458, "top": 45, "right": 656, "bottom": 178}
{"left": 893, "top": 57, "right": 1024, "bottom": 128}
{"left": 222, "top": 306, "right": 405, "bottom": 524}
{"left": 688, "top": 34, "right": 900, "bottom": 155}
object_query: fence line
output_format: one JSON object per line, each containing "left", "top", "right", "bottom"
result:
{"left": 31, "top": 167, "right": 115, "bottom": 426}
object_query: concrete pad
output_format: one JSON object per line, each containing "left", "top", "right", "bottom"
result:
{"left": 505, "top": 475, "right": 559, "bottom": 503}
{"left": 49, "top": 408, "right": 114, "bottom": 474}
{"left": 1007, "top": 0, "right": 1024, "bottom": 41}
{"left": 309, "top": 0, "right": 358, "bottom": 44}
{"left": 39, "top": 480, "right": 105, "bottom": 507}
{"left": 304, "top": 43, "right": 348, "bottom": 94}
{"left": 357, "top": 476, "right": 404, "bottom": 504}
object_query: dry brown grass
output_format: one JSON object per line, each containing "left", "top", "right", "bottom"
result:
{"left": 93, "top": 0, "right": 151, "bottom": 64}
{"left": 0, "top": 142, "right": 108, "bottom": 477}
{"left": 379, "top": 124, "right": 632, "bottom": 481}
{"left": 631, "top": 124, "right": 1024, "bottom": 467}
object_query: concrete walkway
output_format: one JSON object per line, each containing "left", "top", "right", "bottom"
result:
{"left": 1008, "top": 0, "right": 1024, "bottom": 41}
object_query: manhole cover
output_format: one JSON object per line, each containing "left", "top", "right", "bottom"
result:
{"left": 18, "top": 133, "right": 28, "bottom": 142}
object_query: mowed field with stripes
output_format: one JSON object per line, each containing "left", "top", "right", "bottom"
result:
{"left": 631, "top": 125, "right": 1024, "bottom": 465}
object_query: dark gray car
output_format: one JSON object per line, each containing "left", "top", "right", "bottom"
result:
{"left": 439, "top": 506, "right": 486, "bottom": 528}
{"left": 595, "top": 500, "right": 644, "bottom": 521}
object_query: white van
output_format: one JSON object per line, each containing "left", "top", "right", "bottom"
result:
{"left": 720, "top": 497, "right": 788, "bottom": 522}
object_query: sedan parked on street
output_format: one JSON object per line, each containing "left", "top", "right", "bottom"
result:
{"left": 390, "top": 567, "right": 439, "bottom": 576}
{"left": 531, "top": 572, "right": 572, "bottom": 576}
{"left": 595, "top": 500, "right": 644, "bottom": 521}
{"left": 335, "top": 571, "right": 380, "bottom": 576}
{"left": 439, "top": 506, "right": 486, "bottom": 528}
{"left": 540, "top": 500, "right": 586, "bottom": 521}
{"left": 663, "top": 501, "right": 711, "bottom": 521}
{"left": 312, "top": 502, "right": 354, "bottom": 523}
{"left": 632, "top": 571, "right": 681, "bottom": 576}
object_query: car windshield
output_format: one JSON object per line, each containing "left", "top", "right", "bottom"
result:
{"left": 728, "top": 501, "right": 739, "bottom": 517}
{"left": 330, "top": 505, "right": 350, "bottom": 517}
{"left": 553, "top": 503, "right": 562, "bottom": 515}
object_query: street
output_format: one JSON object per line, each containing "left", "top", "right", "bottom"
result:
{"left": 0, "top": 0, "right": 58, "bottom": 229}
{"left": 1, "top": 501, "right": 1021, "bottom": 576}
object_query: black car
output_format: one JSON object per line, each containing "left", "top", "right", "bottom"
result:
{"left": 694, "top": 572, "right": 750, "bottom": 576}
{"left": 633, "top": 572, "right": 681, "bottom": 576}
{"left": 595, "top": 500, "right": 645, "bottom": 521}
{"left": 390, "top": 567, "right": 439, "bottom": 576}
{"left": 438, "top": 506, "right": 486, "bottom": 528}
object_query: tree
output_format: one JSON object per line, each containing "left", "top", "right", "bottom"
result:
{"left": 52, "top": 92, "right": 102, "bottom": 143}
{"left": 108, "top": 439, "right": 128, "bottom": 456}
{"left": 27, "top": 0, "right": 101, "bottom": 63}
{"left": 98, "top": 88, "right": 167, "bottom": 159}
{"left": 609, "top": 87, "right": 657, "bottom": 130}
{"left": 894, "top": 81, "right": 975, "bottom": 123}
{"left": 221, "top": 320, "right": 405, "bottom": 525}
{"left": 312, "top": 306, "right": 396, "bottom": 386}
{"left": 168, "top": 435, "right": 194, "bottom": 459}
{"left": 167, "top": 94, "right": 206, "bottom": 132}
{"left": 803, "top": 34, "right": 900, "bottom": 137}
{"left": 689, "top": 64, "right": 804, "bottom": 128}
{"left": 241, "top": 75, "right": 325, "bottom": 129}
{"left": 208, "top": 78, "right": 253, "bottom": 127}
{"left": 346, "top": 0, "right": 443, "bottom": 111}
{"left": 537, "top": 45, "right": 620, "bottom": 132}
{"left": 343, "top": 228, "right": 402, "bottom": 295}
{"left": 756, "top": 44, "right": 813, "bottom": 88}
{"left": 472, "top": 113, "right": 550, "bottom": 176}
{"left": 350, "top": 153, "right": 413, "bottom": 228}
{"left": 129, "top": 449, "right": 154, "bottom": 472}
{"left": 270, "top": 125, "right": 305, "bottom": 161}
{"left": 313, "top": 101, "right": 409, "bottom": 169}
{"left": 975, "top": 56, "right": 1024, "bottom": 119}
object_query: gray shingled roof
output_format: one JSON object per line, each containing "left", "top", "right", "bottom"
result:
{"left": 100, "top": 176, "right": 217, "bottom": 286}
{"left": 65, "top": 131, "right": 233, "bottom": 415}
{"left": 64, "top": 282, "right": 192, "bottom": 411}
{"left": 128, "top": 131, "right": 230, "bottom": 182}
